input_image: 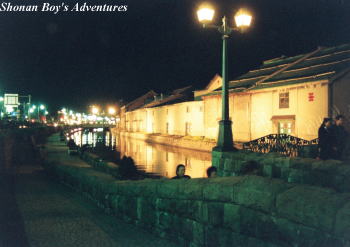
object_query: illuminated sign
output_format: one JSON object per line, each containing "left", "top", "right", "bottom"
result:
{"left": 4, "top": 94, "right": 19, "bottom": 107}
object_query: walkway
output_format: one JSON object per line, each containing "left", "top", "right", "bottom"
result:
{"left": 0, "top": 134, "right": 176, "bottom": 247}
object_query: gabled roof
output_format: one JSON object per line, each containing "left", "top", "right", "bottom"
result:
{"left": 143, "top": 86, "right": 193, "bottom": 108}
{"left": 229, "top": 43, "right": 350, "bottom": 91}
{"left": 124, "top": 90, "right": 158, "bottom": 112}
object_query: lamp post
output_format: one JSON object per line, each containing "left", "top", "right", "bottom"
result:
{"left": 197, "top": 4, "right": 252, "bottom": 151}
{"left": 0, "top": 96, "right": 4, "bottom": 120}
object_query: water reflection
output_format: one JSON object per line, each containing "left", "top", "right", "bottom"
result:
{"left": 71, "top": 129, "right": 212, "bottom": 178}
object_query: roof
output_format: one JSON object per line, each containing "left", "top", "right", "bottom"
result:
{"left": 124, "top": 90, "right": 158, "bottom": 112}
{"left": 228, "top": 43, "right": 350, "bottom": 91}
{"left": 143, "top": 86, "right": 193, "bottom": 108}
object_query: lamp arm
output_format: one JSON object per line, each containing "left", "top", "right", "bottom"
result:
{"left": 201, "top": 23, "right": 220, "bottom": 29}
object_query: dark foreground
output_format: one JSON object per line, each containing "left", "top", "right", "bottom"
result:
{"left": 0, "top": 165, "right": 176, "bottom": 247}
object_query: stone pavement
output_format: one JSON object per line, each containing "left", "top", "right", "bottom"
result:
{"left": 0, "top": 134, "right": 177, "bottom": 247}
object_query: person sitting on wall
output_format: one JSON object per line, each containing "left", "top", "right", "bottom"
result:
{"left": 318, "top": 118, "right": 336, "bottom": 160}
{"left": 206, "top": 166, "right": 218, "bottom": 178}
{"left": 67, "top": 138, "right": 77, "bottom": 149}
{"left": 171, "top": 164, "right": 191, "bottom": 179}
{"left": 332, "top": 115, "right": 349, "bottom": 160}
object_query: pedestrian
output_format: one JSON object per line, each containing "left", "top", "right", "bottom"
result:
{"left": 206, "top": 166, "right": 217, "bottom": 178}
{"left": 332, "top": 115, "right": 349, "bottom": 160}
{"left": 67, "top": 138, "right": 76, "bottom": 148}
{"left": 171, "top": 164, "right": 191, "bottom": 179}
{"left": 318, "top": 118, "right": 336, "bottom": 160}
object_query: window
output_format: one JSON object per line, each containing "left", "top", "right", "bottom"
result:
{"left": 185, "top": 122, "right": 191, "bottom": 135}
{"left": 279, "top": 92, "right": 289, "bottom": 109}
{"left": 271, "top": 115, "right": 295, "bottom": 135}
{"left": 186, "top": 106, "right": 190, "bottom": 113}
{"left": 278, "top": 121, "right": 293, "bottom": 135}
{"left": 166, "top": 122, "right": 169, "bottom": 134}
{"left": 199, "top": 106, "right": 203, "bottom": 112}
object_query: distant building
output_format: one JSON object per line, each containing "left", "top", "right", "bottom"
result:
{"left": 120, "top": 86, "right": 205, "bottom": 136}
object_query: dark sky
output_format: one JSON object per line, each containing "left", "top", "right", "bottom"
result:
{"left": 0, "top": 0, "right": 349, "bottom": 112}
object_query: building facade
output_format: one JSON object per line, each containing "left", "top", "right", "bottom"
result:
{"left": 200, "top": 43, "right": 350, "bottom": 142}
{"left": 120, "top": 43, "right": 350, "bottom": 144}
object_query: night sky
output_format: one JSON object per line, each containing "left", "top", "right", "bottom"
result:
{"left": 0, "top": 0, "right": 349, "bottom": 112}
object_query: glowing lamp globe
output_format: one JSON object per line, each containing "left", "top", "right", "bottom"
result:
{"left": 234, "top": 8, "right": 252, "bottom": 29}
{"left": 197, "top": 5, "right": 215, "bottom": 23}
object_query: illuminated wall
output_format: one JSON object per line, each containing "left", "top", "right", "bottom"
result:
{"left": 124, "top": 101, "right": 205, "bottom": 137}
{"left": 123, "top": 80, "right": 329, "bottom": 142}
{"left": 202, "top": 80, "right": 329, "bottom": 142}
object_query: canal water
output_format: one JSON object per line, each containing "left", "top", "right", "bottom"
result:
{"left": 70, "top": 128, "right": 212, "bottom": 178}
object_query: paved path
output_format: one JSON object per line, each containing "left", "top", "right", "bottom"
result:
{"left": 0, "top": 135, "right": 177, "bottom": 247}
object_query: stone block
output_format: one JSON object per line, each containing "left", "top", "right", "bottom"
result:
{"left": 280, "top": 167, "right": 290, "bottom": 180}
{"left": 179, "top": 218, "right": 194, "bottom": 241}
{"left": 121, "top": 196, "right": 138, "bottom": 220}
{"left": 203, "top": 177, "right": 243, "bottom": 202}
{"left": 192, "top": 221, "right": 205, "bottom": 246}
{"left": 287, "top": 168, "right": 309, "bottom": 184}
{"left": 233, "top": 176, "right": 292, "bottom": 213}
{"left": 223, "top": 203, "right": 240, "bottom": 232}
{"left": 158, "top": 211, "right": 174, "bottom": 233}
{"left": 308, "top": 170, "right": 334, "bottom": 188}
{"left": 193, "top": 201, "right": 205, "bottom": 222}
{"left": 262, "top": 165, "right": 274, "bottom": 178}
{"left": 243, "top": 152, "right": 264, "bottom": 161}
{"left": 260, "top": 157, "right": 275, "bottom": 167}
{"left": 290, "top": 157, "right": 313, "bottom": 170}
{"left": 202, "top": 202, "right": 224, "bottom": 226}
{"left": 334, "top": 166, "right": 350, "bottom": 193}
{"left": 211, "top": 157, "right": 220, "bottom": 168}
{"left": 109, "top": 195, "right": 120, "bottom": 216}
{"left": 276, "top": 185, "right": 350, "bottom": 232}
{"left": 157, "top": 179, "right": 181, "bottom": 199}
{"left": 204, "top": 226, "right": 230, "bottom": 247}
{"left": 156, "top": 198, "right": 177, "bottom": 213}
{"left": 335, "top": 201, "right": 350, "bottom": 240}
{"left": 174, "top": 200, "right": 201, "bottom": 221}
{"left": 274, "top": 217, "right": 343, "bottom": 247}
{"left": 137, "top": 197, "right": 157, "bottom": 228}
{"left": 223, "top": 158, "right": 235, "bottom": 173}
{"left": 274, "top": 157, "right": 291, "bottom": 169}
{"left": 311, "top": 160, "right": 339, "bottom": 173}
{"left": 178, "top": 178, "right": 207, "bottom": 200}
{"left": 230, "top": 232, "right": 280, "bottom": 247}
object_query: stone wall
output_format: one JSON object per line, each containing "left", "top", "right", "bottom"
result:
{"left": 212, "top": 150, "right": 350, "bottom": 193}
{"left": 43, "top": 159, "right": 350, "bottom": 247}
{"left": 0, "top": 128, "right": 50, "bottom": 171}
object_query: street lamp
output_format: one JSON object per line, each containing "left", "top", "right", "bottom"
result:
{"left": 91, "top": 106, "right": 99, "bottom": 115}
{"left": 108, "top": 107, "right": 116, "bottom": 115}
{"left": 0, "top": 96, "right": 3, "bottom": 120}
{"left": 197, "top": 3, "right": 252, "bottom": 151}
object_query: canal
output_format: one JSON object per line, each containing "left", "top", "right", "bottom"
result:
{"left": 69, "top": 128, "right": 212, "bottom": 178}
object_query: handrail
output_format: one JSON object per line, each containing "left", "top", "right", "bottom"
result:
{"left": 243, "top": 134, "right": 319, "bottom": 157}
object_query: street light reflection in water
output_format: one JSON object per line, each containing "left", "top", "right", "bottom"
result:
{"left": 70, "top": 129, "right": 212, "bottom": 178}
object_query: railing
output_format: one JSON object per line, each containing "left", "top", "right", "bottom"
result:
{"left": 243, "top": 134, "right": 319, "bottom": 157}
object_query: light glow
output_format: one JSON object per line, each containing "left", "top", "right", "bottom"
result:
{"left": 197, "top": 4, "right": 215, "bottom": 23}
{"left": 234, "top": 8, "right": 252, "bottom": 28}
{"left": 108, "top": 107, "right": 116, "bottom": 115}
{"left": 91, "top": 106, "right": 99, "bottom": 115}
